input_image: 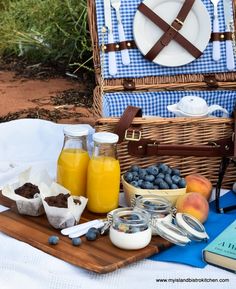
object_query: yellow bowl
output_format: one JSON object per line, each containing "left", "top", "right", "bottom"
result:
{"left": 121, "top": 175, "right": 186, "bottom": 206}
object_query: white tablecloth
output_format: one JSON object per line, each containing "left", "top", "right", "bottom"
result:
{"left": 0, "top": 119, "right": 235, "bottom": 289}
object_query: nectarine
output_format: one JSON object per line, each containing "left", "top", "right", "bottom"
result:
{"left": 176, "top": 192, "right": 209, "bottom": 223}
{"left": 185, "top": 174, "right": 212, "bottom": 200}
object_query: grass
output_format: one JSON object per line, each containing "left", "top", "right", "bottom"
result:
{"left": 0, "top": 0, "right": 92, "bottom": 70}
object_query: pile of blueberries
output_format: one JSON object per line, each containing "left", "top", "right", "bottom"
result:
{"left": 124, "top": 163, "right": 186, "bottom": 190}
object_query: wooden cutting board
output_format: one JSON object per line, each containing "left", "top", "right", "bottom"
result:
{"left": 0, "top": 193, "right": 171, "bottom": 273}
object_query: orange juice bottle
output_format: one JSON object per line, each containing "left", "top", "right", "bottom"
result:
{"left": 87, "top": 132, "right": 120, "bottom": 213}
{"left": 57, "top": 126, "right": 89, "bottom": 196}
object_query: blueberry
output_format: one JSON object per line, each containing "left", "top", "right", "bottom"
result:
{"left": 131, "top": 171, "right": 139, "bottom": 178}
{"left": 143, "top": 200, "right": 152, "bottom": 205}
{"left": 140, "top": 225, "right": 148, "bottom": 232}
{"left": 141, "top": 181, "right": 154, "bottom": 189}
{"left": 144, "top": 174, "right": 155, "bottom": 182}
{"left": 48, "top": 235, "right": 59, "bottom": 245}
{"left": 129, "top": 214, "right": 139, "bottom": 220}
{"left": 154, "top": 177, "right": 164, "bottom": 185}
{"left": 170, "top": 183, "right": 178, "bottom": 189}
{"left": 164, "top": 175, "right": 172, "bottom": 186}
{"left": 138, "top": 168, "right": 147, "bottom": 179}
{"left": 133, "top": 175, "right": 140, "bottom": 181}
{"left": 130, "top": 165, "right": 140, "bottom": 172}
{"left": 171, "top": 168, "right": 180, "bottom": 176}
{"left": 153, "top": 185, "right": 159, "bottom": 189}
{"left": 172, "top": 175, "right": 181, "bottom": 184}
{"left": 72, "top": 237, "right": 82, "bottom": 246}
{"left": 130, "top": 180, "right": 139, "bottom": 187}
{"left": 138, "top": 179, "right": 143, "bottom": 187}
{"left": 87, "top": 227, "right": 100, "bottom": 237}
{"left": 131, "top": 227, "right": 140, "bottom": 233}
{"left": 147, "top": 166, "right": 159, "bottom": 176}
{"left": 156, "top": 173, "right": 165, "bottom": 179}
{"left": 159, "top": 180, "right": 170, "bottom": 190}
{"left": 178, "top": 178, "right": 186, "bottom": 188}
{"left": 86, "top": 230, "right": 97, "bottom": 241}
{"left": 158, "top": 163, "right": 169, "bottom": 173}
{"left": 167, "top": 167, "right": 172, "bottom": 175}
{"left": 124, "top": 172, "right": 133, "bottom": 183}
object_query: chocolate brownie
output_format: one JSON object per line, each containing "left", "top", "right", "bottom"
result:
{"left": 15, "top": 182, "right": 40, "bottom": 199}
{"left": 44, "top": 193, "right": 70, "bottom": 208}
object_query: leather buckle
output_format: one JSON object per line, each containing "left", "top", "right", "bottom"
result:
{"left": 171, "top": 18, "right": 184, "bottom": 31}
{"left": 125, "top": 129, "right": 142, "bottom": 141}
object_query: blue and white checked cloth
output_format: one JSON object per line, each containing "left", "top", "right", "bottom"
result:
{"left": 95, "top": 0, "right": 236, "bottom": 79}
{"left": 103, "top": 90, "right": 236, "bottom": 117}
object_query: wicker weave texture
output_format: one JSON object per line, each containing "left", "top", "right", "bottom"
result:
{"left": 88, "top": 0, "right": 236, "bottom": 89}
{"left": 96, "top": 117, "right": 235, "bottom": 188}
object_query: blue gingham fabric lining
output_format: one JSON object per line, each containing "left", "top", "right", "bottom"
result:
{"left": 103, "top": 90, "right": 236, "bottom": 117}
{"left": 95, "top": 0, "right": 236, "bottom": 79}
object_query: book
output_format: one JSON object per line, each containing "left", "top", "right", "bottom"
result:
{"left": 203, "top": 220, "right": 236, "bottom": 272}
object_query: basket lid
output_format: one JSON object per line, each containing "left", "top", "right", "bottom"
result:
{"left": 88, "top": 0, "right": 236, "bottom": 89}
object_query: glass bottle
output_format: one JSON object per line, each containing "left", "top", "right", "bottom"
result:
{"left": 86, "top": 132, "right": 120, "bottom": 213}
{"left": 57, "top": 126, "right": 89, "bottom": 196}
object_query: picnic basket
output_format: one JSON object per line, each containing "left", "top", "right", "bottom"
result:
{"left": 87, "top": 0, "right": 236, "bottom": 188}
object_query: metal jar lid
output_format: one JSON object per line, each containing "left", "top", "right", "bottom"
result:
{"left": 153, "top": 213, "right": 209, "bottom": 246}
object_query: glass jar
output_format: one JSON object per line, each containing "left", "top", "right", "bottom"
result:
{"left": 153, "top": 213, "right": 209, "bottom": 246}
{"left": 133, "top": 195, "right": 172, "bottom": 235}
{"left": 109, "top": 208, "right": 152, "bottom": 250}
{"left": 57, "top": 126, "right": 89, "bottom": 196}
{"left": 86, "top": 132, "right": 120, "bottom": 213}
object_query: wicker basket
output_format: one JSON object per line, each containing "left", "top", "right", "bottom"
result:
{"left": 88, "top": 0, "right": 236, "bottom": 188}
{"left": 96, "top": 115, "right": 236, "bottom": 188}
{"left": 88, "top": 0, "right": 236, "bottom": 116}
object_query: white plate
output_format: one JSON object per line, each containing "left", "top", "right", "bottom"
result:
{"left": 133, "top": 0, "right": 211, "bottom": 67}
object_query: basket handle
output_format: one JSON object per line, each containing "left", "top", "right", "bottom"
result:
{"left": 114, "top": 106, "right": 142, "bottom": 144}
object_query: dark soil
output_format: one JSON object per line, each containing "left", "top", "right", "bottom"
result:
{"left": 0, "top": 55, "right": 94, "bottom": 82}
{"left": 0, "top": 56, "right": 97, "bottom": 125}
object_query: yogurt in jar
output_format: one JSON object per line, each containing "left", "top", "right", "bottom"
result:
{"left": 109, "top": 208, "right": 152, "bottom": 250}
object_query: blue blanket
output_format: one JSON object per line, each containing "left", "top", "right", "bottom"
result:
{"left": 149, "top": 191, "right": 236, "bottom": 268}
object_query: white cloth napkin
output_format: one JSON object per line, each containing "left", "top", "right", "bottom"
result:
{"left": 0, "top": 119, "right": 235, "bottom": 289}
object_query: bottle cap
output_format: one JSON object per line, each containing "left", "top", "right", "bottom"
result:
{"left": 93, "top": 132, "right": 119, "bottom": 144}
{"left": 63, "top": 125, "right": 89, "bottom": 137}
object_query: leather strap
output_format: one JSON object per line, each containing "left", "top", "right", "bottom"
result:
{"left": 211, "top": 32, "right": 233, "bottom": 42}
{"left": 99, "top": 32, "right": 233, "bottom": 54}
{"left": 145, "top": 0, "right": 195, "bottom": 61}
{"left": 101, "top": 40, "right": 137, "bottom": 52}
{"left": 215, "top": 157, "right": 236, "bottom": 213}
{"left": 138, "top": 2, "right": 202, "bottom": 60}
{"left": 113, "top": 105, "right": 235, "bottom": 157}
{"left": 234, "top": 108, "right": 236, "bottom": 156}
{"left": 127, "top": 138, "right": 234, "bottom": 157}
{"left": 114, "top": 106, "right": 142, "bottom": 144}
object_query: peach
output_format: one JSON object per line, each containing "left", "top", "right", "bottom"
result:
{"left": 185, "top": 174, "right": 212, "bottom": 200}
{"left": 176, "top": 192, "right": 209, "bottom": 223}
